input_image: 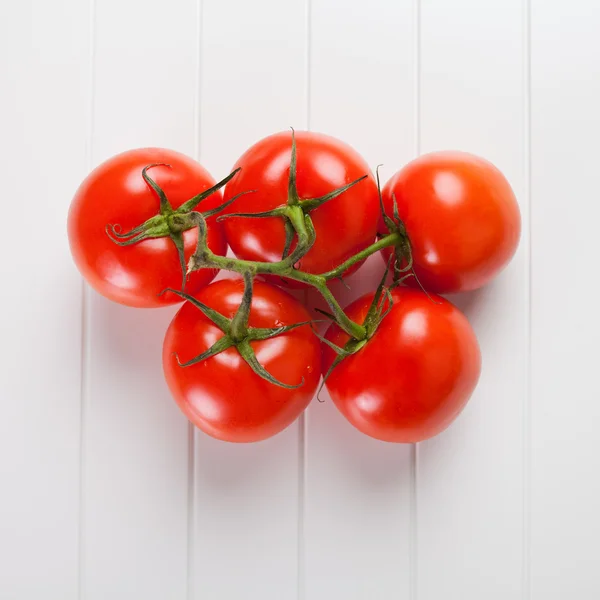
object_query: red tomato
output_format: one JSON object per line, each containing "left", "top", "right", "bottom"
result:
{"left": 381, "top": 151, "right": 521, "bottom": 293}
{"left": 322, "top": 287, "right": 481, "bottom": 443}
{"left": 163, "top": 279, "right": 321, "bottom": 442}
{"left": 222, "top": 131, "right": 380, "bottom": 284}
{"left": 68, "top": 148, "right": 227, "bottom": 307}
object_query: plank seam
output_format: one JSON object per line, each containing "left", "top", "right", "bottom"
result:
{"left": 522, "top": 0, "right": 532, "bottom": 597}
{"left": 410, "top": 0, "right": 421, "bottom": 598}
{"left": 188, "top": 0, "right": 204, "bottom": 597}
{"left": 78, "top": 0, "right": 97, "bottom": 596}
{"left": 298, "top": 5, "right": 311, "bottom": 596}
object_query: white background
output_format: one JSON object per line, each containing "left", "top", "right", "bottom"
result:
{"left": 1, "top": 0, "right": 599, "bottom": 598}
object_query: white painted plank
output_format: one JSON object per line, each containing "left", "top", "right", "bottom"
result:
{"left": 192, "top": 1, "right": 307, "bottom": 599}
{"left": 304, "top": 1, "right": 415, "bottom": 598}
{"left": 530, "top": 2, "right": 600, "bottom": 597}
{"left": 82, "top": 0, "right": 197, "bottom": 597}
{"left": 417, "top": 1, "right": 527, "bottom": 599}
{"left": 0, "top": 1, "right": 88, "bottom": 598}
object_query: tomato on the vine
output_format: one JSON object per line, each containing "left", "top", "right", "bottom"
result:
{"left": 322, "top": 287, "right": 481, "bottom": 443}
{"left": 222, "top": 131, "right": 380, "bottom": 284}
{"left": 163, "top": 279, "right": 320, "bottom": 442}
{"left": 68, "top": 148, "right": 227, "bottom": 307}
{"left": 381, "top": 151, "right": 521, "bottom": 294}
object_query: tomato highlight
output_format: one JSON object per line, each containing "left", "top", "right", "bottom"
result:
{"left": 67, "top": 131, "right": 519, "bottom": 443}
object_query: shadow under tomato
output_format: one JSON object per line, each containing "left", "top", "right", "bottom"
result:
{"left": 445, "top": 284, "right": 492, "bottom": 322}
{"left": 95, "top": 298, "right": 177, "bottom": 359}
{"left": 193, "top": 420, "right": 303, "bottom": 488}
{"left": 82, "top": 291, "right": 192, "bottom": 503}
{"left": 306, "top": 389, "right": 413, "bottom": 488}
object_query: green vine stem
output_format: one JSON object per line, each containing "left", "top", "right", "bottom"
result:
{"left": 187, "top": 225, "right": 401, "bottom": 340}
{"left": 105, "top": 164, "right": 246, "bottom": 291}
{"left": 164, "top": 282, "right": 308, "bottom": 388}
{"left": 185, "top": 131, "right": 409, "bottom": 341}
{"left": 107, "top": 130, "right": 411, "bottom": 386}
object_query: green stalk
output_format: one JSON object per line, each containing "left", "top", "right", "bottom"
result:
{"left": 189, "top": 225, "right": 403, "bottom": 340}
{"left": 320, "top": 233, "right": 400, "bottom": 281}
{"left": 107, "top": 136, "right": 412, "bottom": 387}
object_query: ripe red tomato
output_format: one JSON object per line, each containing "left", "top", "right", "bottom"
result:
{"left": 322, "top": 287, "right": 481, "bottom": 442}
{"left": 222, "top": 131, "right": 380, "bottom": 284}
{"left": 381, "top": 151, "right": 521, "bottom": 293}
{"left": 68, "top": 148, "right": 227, "bottom": 307}
{"left": 163, "top": 279, "right": 321, "bottom": 442}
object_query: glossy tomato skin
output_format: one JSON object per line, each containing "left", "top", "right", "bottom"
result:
{"left": 163, "top": 279, "right": 321, "bottom": 443}
{"left": 222, "top": 131, "right": 380, "bottom": 284}
{"left": 322, "top": 287, "right": 481, "bottom": 443}
{"left": 68, "top": 148, "right": 227, "bottom": 308}
{"left": 382, "top": 151, "right": 521, "bottom": 293}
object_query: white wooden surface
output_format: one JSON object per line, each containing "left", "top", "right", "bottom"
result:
{"left": 1, "top": 0, "right": 599, "bottom": 598}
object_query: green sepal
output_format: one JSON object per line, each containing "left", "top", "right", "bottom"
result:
{"left": 143, "top": 164, "right": 173, "bottom": 214}
{"left": 376, "top": 165, "right": 398, "bottom": 234}
{"left": 364, "top": 261, "right": 392, "bottom": 335}
{"left": 313, "top": 308, "right": 335, "bottom": 321}
{"left": 169, "top": 232, "right": 187, "bottom": 291}
{"left": 161, "top": 287, "right": 232, "bottom": 332}
{"left": 315, "top": 336, "right": 364, "bottom": 402}
{"left": 176, "top": 167, "right": 241, "bottom": 214}
{"left": 202, "top": 189, "right": 257, "bottom": 219}
{"left": 175, "top": 335, "right": 235, "bottom": 368}
{"left": 216, "top": 206, "right": 287, "bottom": 222}
{"left": 375, "top": 167, "right": 413, "bottom": 284}
{"left": 237, "top": 338, "right": 304, "bottom": 389}
{"left": 310, "top": 328, "right": 353, "bottom": 358}
{"left": 282, "top": 219, "right": 295, "bottom": 260}
{"left": 300, "top": 174, "right": 368, "bottom": 211}
{"left": 105, "top": 214, "right": 169, "bottom": 245}
{"left": 106, "top": 165, "right": 248, "bottom": 293}
{"left": 230, "top": 272, "right": 254, "bottom": 342}
{"left": 249, "top": 320, "right": 314, "bottom": 341}
{"left": 287, "top": 128, "right": 300, "bottom": 205}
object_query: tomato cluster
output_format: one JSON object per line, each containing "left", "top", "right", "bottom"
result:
{"left": 68, "top": 130, "right": 520, "bottom": 444}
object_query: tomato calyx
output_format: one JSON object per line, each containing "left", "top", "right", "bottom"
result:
{"left": 375, "top": 166, "right": 415, "bottom": 285}
{"left": 105, "top": 163, "right": 247, "bottom": 291}
{"left": 217, "top": 129, "right": 368, "bottom": 262}
{"left": 314, "top": 265, "right": 395, "bottom": 399}
{"left": 163, "top": 272, "right": 311, "bottom": 389}
{"left": 182, "top": 133, "right": 423, "bottom": 353}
